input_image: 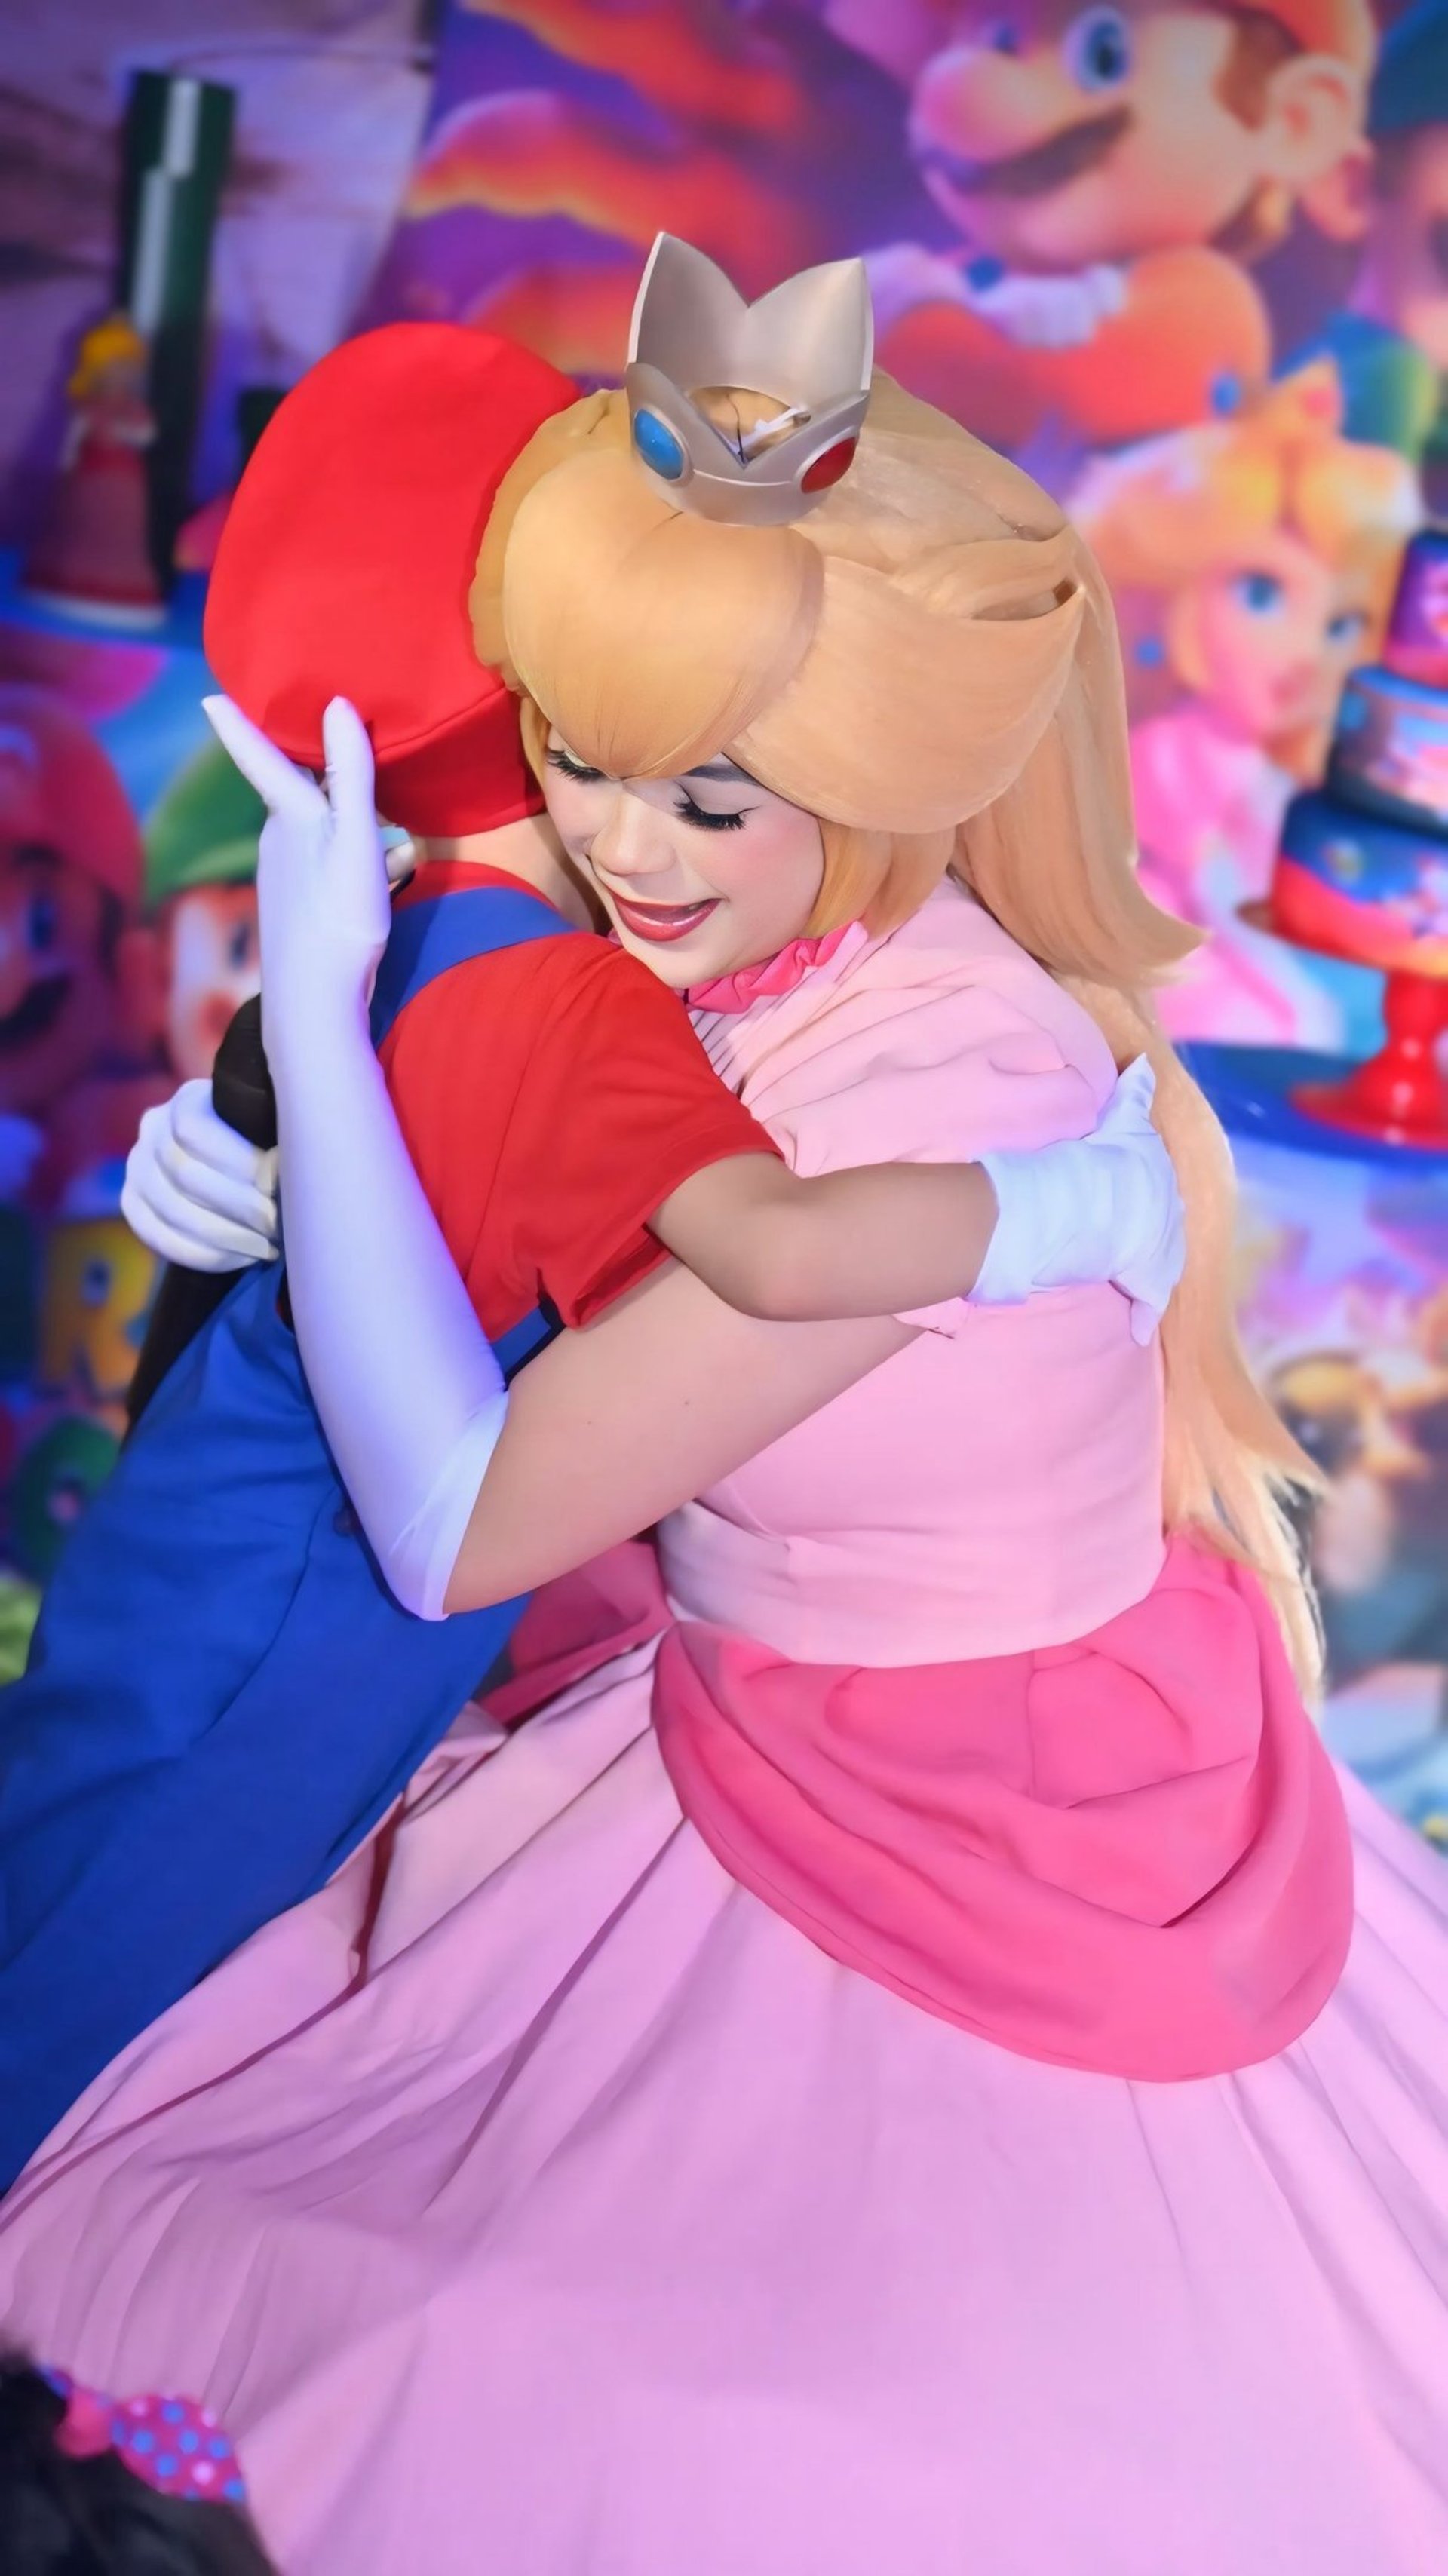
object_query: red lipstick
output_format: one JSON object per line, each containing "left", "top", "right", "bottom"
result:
{"left": 609, "top": 892, "right": 720, "bottom": 946}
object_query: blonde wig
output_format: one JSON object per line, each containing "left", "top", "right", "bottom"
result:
{"left": 1073, "top": 366, "right": 1419, "bottom": 776}
{"left": 471, "top": 373, "right": 1321, "bottom": 1682}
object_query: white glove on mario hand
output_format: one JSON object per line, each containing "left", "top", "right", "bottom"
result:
{"left": 122, "top": 1079, "right": 278, "bottom": 1273}
{"left": 204, "top": 692, "right": 505, "bottom": 1620}
{"left": 973, "top": 1058, "right": 1186, "bottom": 1345}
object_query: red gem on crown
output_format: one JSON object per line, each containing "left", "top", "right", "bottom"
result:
{"left": 801, "top": 438, "right": 857, "bottom": 494}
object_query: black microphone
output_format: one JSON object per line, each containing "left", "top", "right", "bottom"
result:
{"left": 125, "top": 995, "right": 278, "bottom": 1431}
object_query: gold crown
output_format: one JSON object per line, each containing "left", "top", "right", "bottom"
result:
{"left": 625, "top": 234, "right": 873, "bottom": 527}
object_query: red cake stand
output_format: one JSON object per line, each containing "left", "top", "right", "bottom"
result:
{"left": 1240, "top": 903, "right": 1448, "bottom": 1151}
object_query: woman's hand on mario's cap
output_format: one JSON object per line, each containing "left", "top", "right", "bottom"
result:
{"left": 202, "top": 693, "right": 391, "bottom": 1078}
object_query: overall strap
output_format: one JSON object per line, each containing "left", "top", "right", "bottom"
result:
{"left": 367, "top": 880, "right": 574, "bottom": 1382}
{"left": 369, "top": 885, "right": 567, "bottom": 1049}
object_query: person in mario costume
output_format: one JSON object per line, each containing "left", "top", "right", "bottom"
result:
{"left": 0, "top": 305, "right": 1183, "bottom": 2193}
{"left": 873, "top": 0, "right": 1376, "bottom": 454}
{"left": 0, "top": 324, "right": 599, "bottom": 2188}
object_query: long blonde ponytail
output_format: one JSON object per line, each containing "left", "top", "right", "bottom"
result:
{"left": 956, "top": 551, "right": 1321, "bottom": 1686}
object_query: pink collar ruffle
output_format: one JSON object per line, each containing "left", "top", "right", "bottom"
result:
{"left": 686, "top": 920, "right": 863, "bottom": 1014}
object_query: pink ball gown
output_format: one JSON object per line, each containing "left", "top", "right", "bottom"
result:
{"left": 2, "top": 883, "right": 1445, "bottom": 2574}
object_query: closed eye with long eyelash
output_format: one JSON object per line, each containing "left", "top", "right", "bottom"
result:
{"left": 675, "top": 793, "right": 747, "bottom": 832}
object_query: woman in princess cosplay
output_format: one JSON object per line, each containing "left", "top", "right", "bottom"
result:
{"left": 5, "top": 239, "right": 1447, "bottom": 2572}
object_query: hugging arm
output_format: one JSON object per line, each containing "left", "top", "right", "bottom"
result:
{"left": 650, "top": 1049, "right": 1180, "bottom": 1339}
{"left": 128, "top": 1026, "right": 1182, "bottom": 1349}
{"left": 651, "top": 1153, "right": 999, "bottom": 1323}
{"left": 265, "top": 952, "right": 908, "bottom": 1610}
{"left": 204, "top": 692, "right": 910, "bottom": 1624}
{"left": 118, "top": 1052, "right": 908, "bottom": 1603}
{"left": 443, "top": 1264, "right": 910, "bottom": 1608}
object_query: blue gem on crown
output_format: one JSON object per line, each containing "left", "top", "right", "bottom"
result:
{"left": 632, "top": 409, "right": 687, "bottom": 480}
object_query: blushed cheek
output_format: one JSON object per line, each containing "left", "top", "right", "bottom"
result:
{"left": 773, "top": 814, "right": 824, "bottom": 909}
{"left": 753, "top": 828, "right": 824, "bottom": 941}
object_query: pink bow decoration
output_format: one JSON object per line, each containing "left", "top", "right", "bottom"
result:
{"left": 44, "top": 2368, "right": 248, "bottom": 2508}
{"left": 685, "top": 919, "right": 864, "bottom": 1013}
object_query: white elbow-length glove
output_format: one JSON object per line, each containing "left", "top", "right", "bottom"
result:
{"left": 972, "top": 1056, "right": 1186, "bottom": 1345}
{"left": 203, "top": 692, "right": 507, "bottom": 1621}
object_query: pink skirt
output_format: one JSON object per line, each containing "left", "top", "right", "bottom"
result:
{"left": 1, "top": 1629, "right": 1446, "bottom": 2574}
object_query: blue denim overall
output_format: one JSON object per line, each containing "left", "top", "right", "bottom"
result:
{"left": 0, "top": 884, "right": 566, "bottom": 2189}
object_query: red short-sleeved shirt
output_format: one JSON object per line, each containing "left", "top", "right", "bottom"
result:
{"left": 376, "top": 863, "right": 775, "bottom": 1339}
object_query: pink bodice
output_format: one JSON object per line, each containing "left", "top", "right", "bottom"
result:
{"left": 670, "top": 879, "right": 1167, "bottom": 1662}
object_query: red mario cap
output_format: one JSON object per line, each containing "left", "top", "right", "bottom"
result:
{"left": 204, "top": 324, "right": 575, "bottom": 837}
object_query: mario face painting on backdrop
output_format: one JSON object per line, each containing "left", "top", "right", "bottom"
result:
{"left": 873, "top": 0, "right": 1375, "bottom": 453}
{"left": 0, "top": 686, "right": 146, "bottom": 1201}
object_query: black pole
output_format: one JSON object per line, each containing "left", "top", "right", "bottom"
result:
{"left": 115, "top": 69, "right": 235, "bottom": 584}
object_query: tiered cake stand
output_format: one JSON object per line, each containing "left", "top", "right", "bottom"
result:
{"left": 1238, "top": 901, "right": 1448, "bottom": 1155}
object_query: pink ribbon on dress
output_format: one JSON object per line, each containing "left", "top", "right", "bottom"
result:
{"left": 490, "top": 1538, "right": 1354, "bottom": 2082}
